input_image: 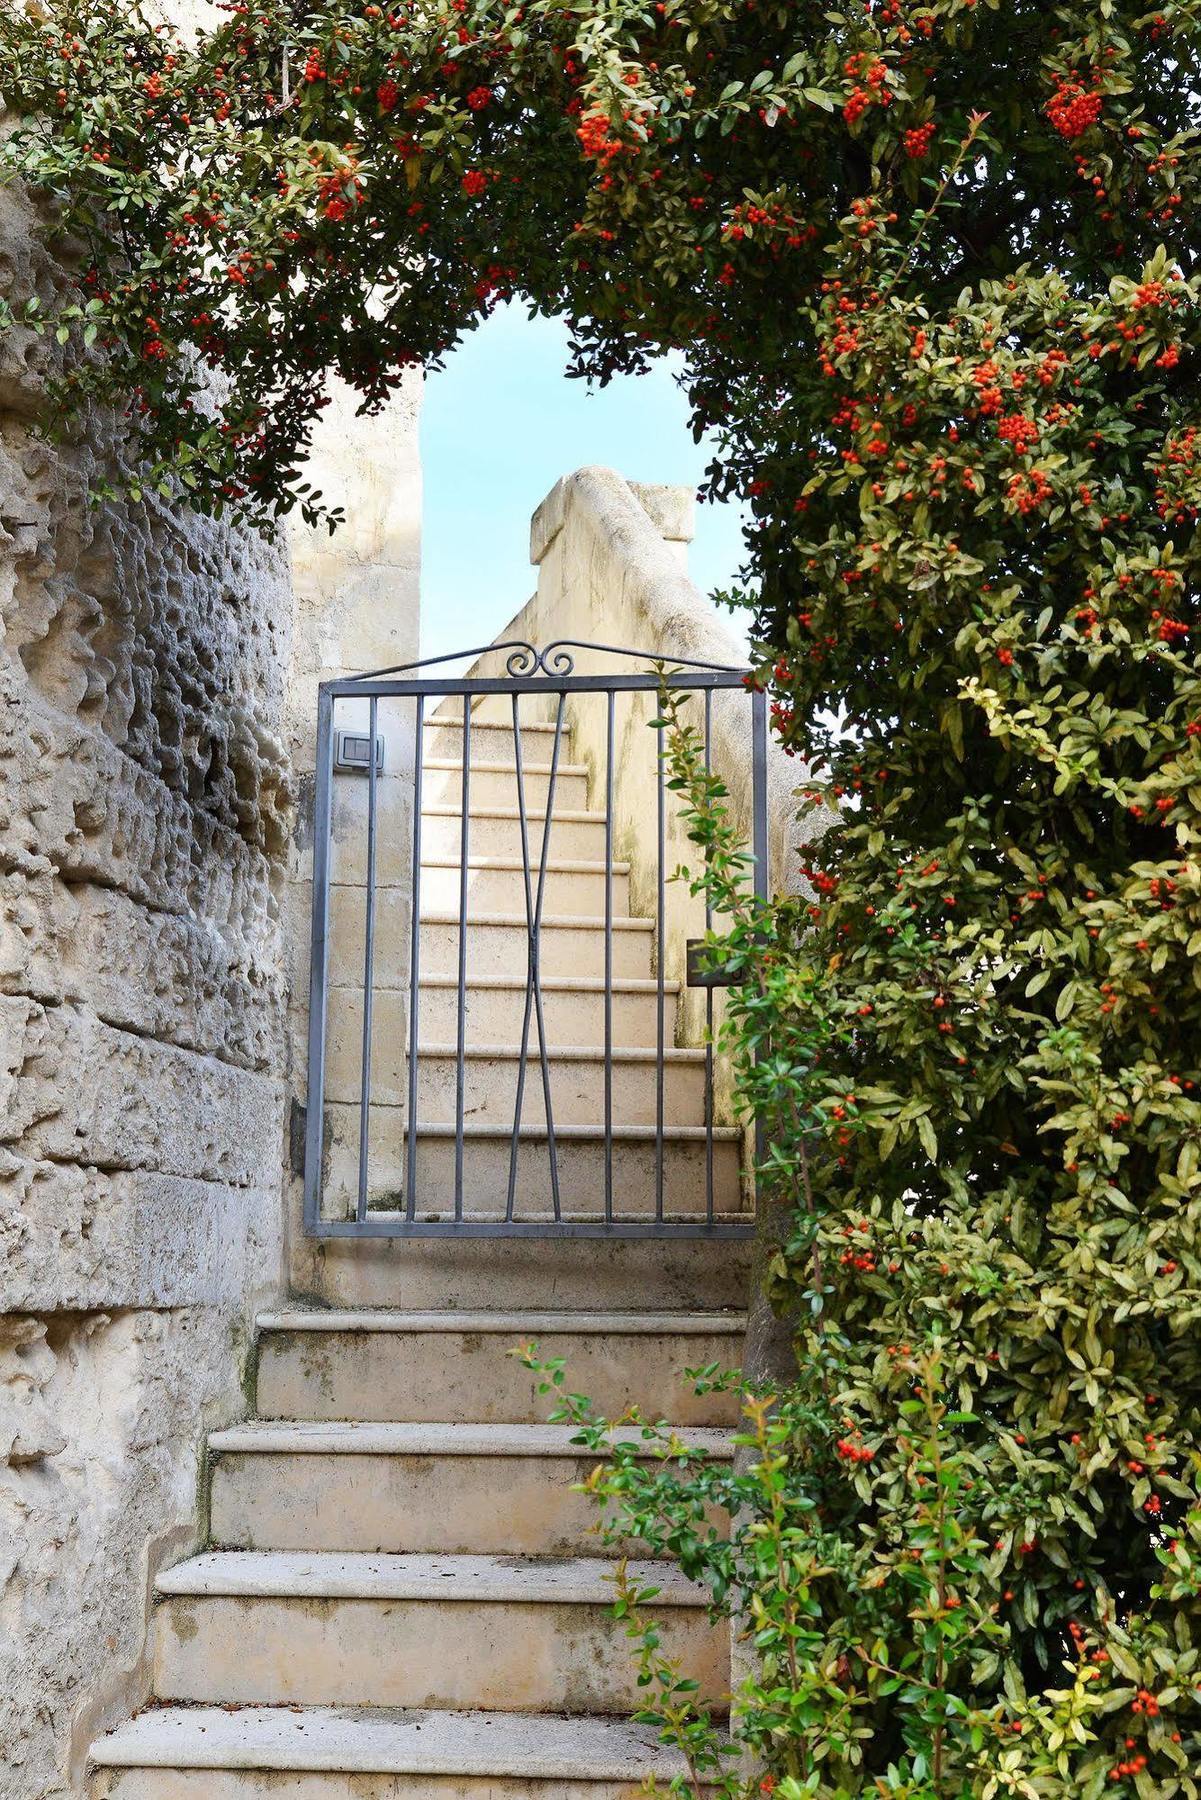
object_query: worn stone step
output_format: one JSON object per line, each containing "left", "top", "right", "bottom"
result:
{"left": 418, "top": 913, "right": 654, "bottom": 982}
{"left": 415, "top": 974, "right": 679, "bottom": 1049}
{"left": 255, "top": 1308, "right": 745, "bottom": 1424}
{"left": 420, "top": 857, "right": 632, "bottom": 917}
{"left": 209, "top": 1420, "right": 733, "bottom": 1556}
{"left": 425, "top": 713, "right": 568, "bottom": 764}
{"left": 152, "top": 1552, "right": 725, "bottom": 1715}
{"left": 290, "top": 1225, "right": 753, "bottom": 1314}
{"left": 324, "top": 982, "right": 682, "bottom": 1106}
{"left": 322, "top": 1034, "right": 709, "bottom": 1121}
{"left": 90, "top": 1703, "right": 696, "bottom": 1798}
{"left": 422, "top": 758, "right": 591, "bottom": 812}
{"left": 421, "top": 806, "right": 608, "bottom": 862}
{"left": 329, "top": 894, "right": 659, "bottom": 995}
{"left": 410, "top": 1044, "right": 709, "bottom": 1130}
{"left": 318, "top": 1044, "right": 713, "bottom": 1123}
{"left": 319, "top": 1116, "right": 746, "bottom": 1218}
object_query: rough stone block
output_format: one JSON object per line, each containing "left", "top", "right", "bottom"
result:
{"left": 0, "top": 1155, "right": 281, "bottom": 1313}
{"left": 0, "top": 1002, "right": 285, "bottom": 1183}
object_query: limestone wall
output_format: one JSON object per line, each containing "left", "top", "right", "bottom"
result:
{"left": 521, "top": 467, "right": 809, "bottom": 902}
{"left": 284, "top": 375, "right": 423, "bottom": 1280}
{"left": 0, "top": 175, "right": 292, "bottom": 1793}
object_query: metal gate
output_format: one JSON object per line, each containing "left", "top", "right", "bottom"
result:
{"left": 302, "top": 639, "right": 766, "bottom": 1239}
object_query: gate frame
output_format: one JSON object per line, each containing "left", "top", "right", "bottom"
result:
{"left": 302, "top": 640, "right": 767, "bottom": 1240}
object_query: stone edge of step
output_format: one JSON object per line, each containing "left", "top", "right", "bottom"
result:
{"left": 422, "top": 803, "right": 603, "bottom": 823}
{"left": 208, "top": 1419, "right": 736, "bottom": 1458}
{"left": 420, "top": 856, "right": 633, "bottom": 875}
{"left": 418, "top": 910, "right": 653, "bottom": 931}
{"left": 154, "top": 1551, "right": 712, "bottom": 1607}
{"left": 424, "top": 757, "right": 592, "bottom": 778}
{"left": 407, "top": 1123, "right": 744, "bottom": 1141}
{"left": 426, "top": 720, "right": 565, "bottom": 734}
{"left": 412, "top": 1043, "right": 709, "bottom": 1063}
{"left": 90, "top": 1704, "right": 693, "bottom": 1776}
{"left": 256, "top": 1307, "right": 747, "bottom": 1333}
{"left": 417, "top": 974, "right": 681, "bottom": 992}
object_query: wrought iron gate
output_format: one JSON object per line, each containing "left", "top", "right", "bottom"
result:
{"left": 302, "top": 640, "right": 767, "bottom": 1239}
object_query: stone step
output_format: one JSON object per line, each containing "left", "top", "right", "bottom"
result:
{"left": 90, "top": 1703, "right": 695, "bottom": 1798}
{"left": 421, "top": 806, "right": 608, "bottom": 862}
{"left": 415, "top": 975, "right": 679, "bottom": 1049}
{"left": 320, "top": 1117, "right": 746, "bottom": 1218}
{"left": 209, "top": 1420, "right": 733, "bottom": 1556}
{"left": 418, "top": 913, "right": 653, "bottom": 982}
{"left": 322, "top": 1035, "right": 708, "bottom": 1121}
{"left": 292, "top": 1226, "right": 753, "bottom": 1313}
{"left": 410, "top": 1044, "right": 709, "bottom": 1130}
{"left": 422, "top": 758, "right": 591, "bottom": 812}
{"left": 420, "top": 857, "right": 632, "bottom": 917}
{"left": 425, "top": 713, "right": 568, "bottom": 764}
{"left": 329, "top": 900, "right": 657, "bottom": 993}
{"left": 325, "top": 982, "right": 682, "bottom": 1104}
{"left": 152, "top": 1552, "right": 725, "bottom": 1715}
{"left": 254, "top": 1308, "right": 745, "bottom": 1424}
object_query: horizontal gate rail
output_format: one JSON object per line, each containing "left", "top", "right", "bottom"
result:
{"left": 302, "top": 639, "right": 767, "bottom": 1240}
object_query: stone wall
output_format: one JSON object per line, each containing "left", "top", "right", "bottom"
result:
{"left": 491, "top": 468, "right": 814, "bottom": 1054}
{"left": 0, "top": 174, "right": 292, "bottom": 1793}
{"left": 284, "top": 374, "right": 423, "bottom": 1281}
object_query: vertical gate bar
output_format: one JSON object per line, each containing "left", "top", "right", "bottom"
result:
{"left": 454, "top": 704, "right": 472, "bottom": 1221}
{"left": 751, "top": 686, "right": 769, "bottom": 899}
{"left": 506, "top": 693, "right": 563, "bottom": 1223}
{"left": 751, "top": 685, "right": 769, "bottom": 1209}
{"left": 356, "top": 694, "right": 379, "bottom": 1224}
{"left": 405, "top": 694, "right": 425, "bottom": 1222}
{"left": 704, "top": 688, "right": 715, "bottom": 1227}
{"left": 303, "top": 685, "right": 336, "bottom": 1232}
{"left": 532, "top": 696, "right": 565, "bottom": 1222}
{"left": 655, "top": 721, "right": 666, "bottom": 1224}
{"left": 603, "top": 690, "right": 615, "bottom": 1225}
{"left": 506, "top": 690, "right": 533, "bottom": 1223}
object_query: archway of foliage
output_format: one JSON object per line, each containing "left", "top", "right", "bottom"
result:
{"left": 4, "top": 2, "right": 1201, "bottom": 1793}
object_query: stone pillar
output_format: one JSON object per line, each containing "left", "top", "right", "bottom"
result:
{"left": 285, "top": 373, "right": 423, "bottom": 1267}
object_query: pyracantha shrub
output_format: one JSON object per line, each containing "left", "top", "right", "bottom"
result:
{"left": 0, "top": 0, "right": 1198, "bottom": 525}
{"left": 4, "top": 1, "right": 1201, "bottom": 1794}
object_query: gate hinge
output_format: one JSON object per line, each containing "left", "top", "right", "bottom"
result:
{"left": 289, "top": 1097, "right": 307, "bottom": 1176}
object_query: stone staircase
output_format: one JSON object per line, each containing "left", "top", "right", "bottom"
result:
{"left": 88, "top": 698, "right": 750, "bottom": 1795}
{"left": 88, "top": 1304, "right": 745, "bottom": 1796}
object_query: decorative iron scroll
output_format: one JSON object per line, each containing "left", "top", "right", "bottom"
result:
{"left": 348, "top": 638, "right": 749, "bottom": 684}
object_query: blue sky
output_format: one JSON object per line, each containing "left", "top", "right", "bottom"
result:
{"left": 419, "top": 303, "right": 748, "bottom": 660}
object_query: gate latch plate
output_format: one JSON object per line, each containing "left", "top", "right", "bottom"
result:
{"left": 686, "top": 938, "right": 741, "bottom": 988}
{"left": 334, "top": 728, "right": 385, "bottom": 774}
